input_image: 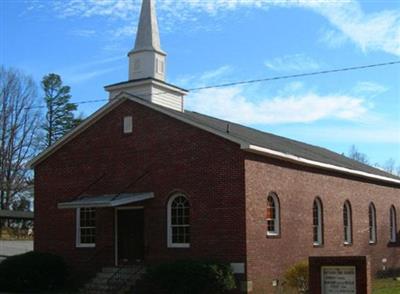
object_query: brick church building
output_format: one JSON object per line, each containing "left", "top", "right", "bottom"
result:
{"left": 30, "top": 0, "right": 399, "bottom": 292}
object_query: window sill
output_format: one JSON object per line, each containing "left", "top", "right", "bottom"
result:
{"left": 313, "top": 243, "right": 323, "bottom": 248}
{"left": 266, "top": 233, "right": 281, "bottom": 239}
{"left": 369, "top": 241, "right": 377, "bottom": 245}
{"left": 168, "top": 243, "right": 190, "bottom": 249}
{"left": 343, "top": 242, "right": 353, "bottom": 247}
{"left": 76, "top": 244, "right": 96, "bottom": 248}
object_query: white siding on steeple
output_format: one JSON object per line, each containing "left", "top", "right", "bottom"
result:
{"left": 106, "top": 79, "right": 186, "bottom": 112}
{"left": 128, "top": 50, "right": 165, "bottom": 81}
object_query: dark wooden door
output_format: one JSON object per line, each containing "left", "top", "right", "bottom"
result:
{"left": 117, "top": 209, "right": 144, "bottom": 264}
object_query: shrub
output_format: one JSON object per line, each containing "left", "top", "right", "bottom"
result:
{"left": 0, "top": 251, "right": 67, "bottom": 292}
{"left": 135, "top": 260, "right": 236, "bottom": 294}
{"left": 376, "top": 267, "right": 400, "bottom": 279}
{"left": 284, "top": 260, "right": 309, "bottom": 294}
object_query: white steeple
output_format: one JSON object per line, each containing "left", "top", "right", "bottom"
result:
{"left": 105, "top": 0, "right": 187, "bottom": 112}
{"left": 128, "top": 0, "right": 166, "bottom": 81}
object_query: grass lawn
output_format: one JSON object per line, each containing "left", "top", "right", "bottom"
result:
{"left": 373, "top": 278, "right": 400, "bottom": 294}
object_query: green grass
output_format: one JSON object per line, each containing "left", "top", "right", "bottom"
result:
{"left": 373, "top": 278, "right": 400, "bottom": 294}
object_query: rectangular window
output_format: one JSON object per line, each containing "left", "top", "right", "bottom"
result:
{"left": 76, "top": 208, "right": 96, "bottom": 247}
{"left": 123, "top": 116, "right": 133, "bottom": 134}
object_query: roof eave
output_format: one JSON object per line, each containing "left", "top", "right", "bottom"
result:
{"left": 242, "top": 144, "right": 400, "bottom": 185}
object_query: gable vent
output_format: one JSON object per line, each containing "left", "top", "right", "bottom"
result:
{"left": 123, "top": 116, "right": 133, "bottom": 134}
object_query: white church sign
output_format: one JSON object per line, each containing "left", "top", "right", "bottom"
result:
{"left": 321, "top": 266, "right": 356, "bottom": 294}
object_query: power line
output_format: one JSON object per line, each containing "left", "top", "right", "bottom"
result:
{"left": 27, "top": 60, "right": 400, "bottom": 110}
{"left": 188, "top": 60, "right": 400, "bottom": 91}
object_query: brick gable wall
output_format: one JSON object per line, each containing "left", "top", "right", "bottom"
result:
{"left": 245, "top": 153, "right": 400, "bottom": 293}
{"left": 34, "top": 99, "right": 246, "bottom": 277}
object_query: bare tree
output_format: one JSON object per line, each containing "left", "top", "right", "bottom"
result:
{"left": 347, "top": 145, "right": 369, "bottom": 164}
{"left": 0, "top": 66, "right": 40, "bottom": 210}
{"left": 382, "top": 158, "right": 396, "bottom": 174}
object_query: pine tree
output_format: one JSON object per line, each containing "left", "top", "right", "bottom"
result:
{"left": 41, "top": 73, "right": 78, "bottom": 148}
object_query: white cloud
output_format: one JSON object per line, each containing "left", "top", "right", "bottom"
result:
{"left": 175, "top": 65, "right": 233, "bottom": 87}
{"left": 265, "top": 54, "right": 321, "bottom": 72}
{"left": 306, "top": 1, "right": 400, "bottom": 56}
{"left": 65, "top": 56, "right": 125, "bottom": 72}
{"left": 37, "top": 0, "right": 400, "bottom": 56}
{"left": 288, "top": 125, "right": 400, "bottom": 144}
{"left": 53, "top": 0, "right": 138, "bottom": 20}
{"left": 63, "top": 66, "right": 123, "bottom": 84}
{"left": 58, "top": 56, "right": 125, "bottom": 84}
{"left": 353, "top": 81, "right": 388, "bottom": 95}
{"left": 319, "top": 28, "right": 348, "bottom": 48}
{"left": 69, "top": 29, "right": 96, "bottom": 37}
{"left": 199, "top": 65, "right": 233, "bottom": 81}
{"left": 186, "top": 86, "right": 369, "bottom": 124}
{"left": 109, "top": 25, "right": 137, "bottom": 38}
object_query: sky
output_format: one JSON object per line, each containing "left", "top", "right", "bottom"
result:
{"left": 1, "top": 0, "right": 399, "bottom": 167}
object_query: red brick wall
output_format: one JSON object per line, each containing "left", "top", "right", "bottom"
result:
{"left": 34, "top": 99, "right": 246, "bottom": 276}
{"left": 244, "top": 153, "right": 400, "bottom": 293}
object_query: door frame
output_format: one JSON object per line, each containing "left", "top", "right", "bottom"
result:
{"left": 114, "top": 206, "right": 144, "bottom": 266}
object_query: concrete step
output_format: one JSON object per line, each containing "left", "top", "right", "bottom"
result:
{"left": 102, "top": 266, "right": 139, "bottom": 273}
{"left": 96, "top": 272, "right": 134, "bottom": 280}
{"left": 81, "top": 265, "right": 145, "bottom": 294}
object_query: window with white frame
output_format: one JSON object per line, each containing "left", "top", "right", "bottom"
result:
{"left": 266, "top": 193, "right": 280, "bottom": 236}
{"left": 167, "top": 194, "right": 190, "bottom": 248}
{"left": 313, "top": 198, "right": 323, "bottom": 245}
{"left": 369, "top": 203, "right": 377, "bottom": 244}
{"left": 343, "top": 201, "right": 352, "bottom": 244}
{"left": 76, "top": 208, "right": 96, "bottom": 247}
{"left": 390, "top": 206, "right": 397, "bottom": 243}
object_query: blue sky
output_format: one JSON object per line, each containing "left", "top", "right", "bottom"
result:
{"left": 1, "top": 0, "right": 399, "bottom": 167}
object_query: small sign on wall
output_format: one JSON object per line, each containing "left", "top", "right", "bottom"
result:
{"left": 321, "top": 266, "right": 356, "bottom": 294}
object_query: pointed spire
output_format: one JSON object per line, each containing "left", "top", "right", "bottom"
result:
{"left": 133, "top": 0, "right": 164, "bottom": 54}
{"left": 106, "top": 0, "right": 187, "bottom": 111}
{"left": 128, "top": 0, "right": 166, "bottom": 81}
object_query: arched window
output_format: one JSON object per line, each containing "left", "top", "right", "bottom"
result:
{"left": 343, "top": 201, "right": 352, "bottom": 244}
{"left": 390, "top": 206, "right": 397, "bottom": 243}
{"left": 266, "top": 193, "right": 280, "bottom": 236}
{"left": 368, "top": 203, "right": 377, "bottom": 244}
{"left": 167, "top": 194, "right": 190, "bottom": 248}
{"left": 313, "top": 198, "right": 323, "bottom": 246}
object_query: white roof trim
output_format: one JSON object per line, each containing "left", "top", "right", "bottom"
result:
{"left": 243, "top": 144, "right": 400, "bottom": 185}
{"left": 58, "top": 192, "right": 154, "bottom": 209}
{"left": 104, "top": 79, "right": 188, "bottom": 95}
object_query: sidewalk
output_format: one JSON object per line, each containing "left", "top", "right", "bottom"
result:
{"left": 0, "top": 240, "right": 33, "bottom": 258}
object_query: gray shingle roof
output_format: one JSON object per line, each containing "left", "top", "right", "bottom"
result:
{"left": 29, "top": 93, "right": 399, "bottom": 183}
{"left": 176, "top": 110, "right": 399, "bottom": 181}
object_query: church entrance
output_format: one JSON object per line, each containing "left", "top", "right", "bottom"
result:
{"left": 115, "top": 208, "right": 144, "bottom": 265}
